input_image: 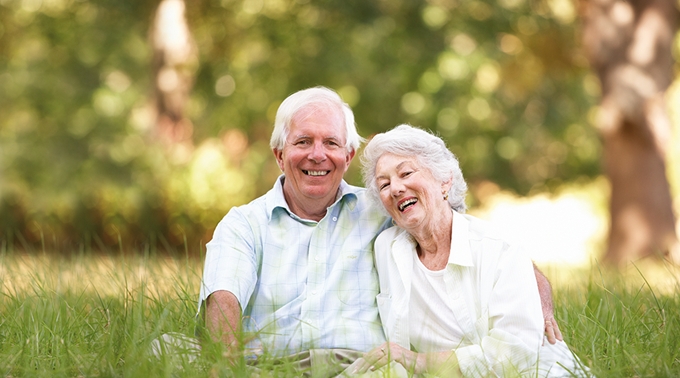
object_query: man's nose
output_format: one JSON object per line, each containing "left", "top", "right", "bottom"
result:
{"left": 308, "top": 142, "right": 327, "bottom": 163}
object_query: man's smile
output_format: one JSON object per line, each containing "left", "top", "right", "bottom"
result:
{"left": 303, "top": 170, "right": 330, "bottom": 176}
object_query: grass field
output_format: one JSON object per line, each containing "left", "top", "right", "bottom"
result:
{"left": 1, "top": 250, "right": 679, "bottom": 377}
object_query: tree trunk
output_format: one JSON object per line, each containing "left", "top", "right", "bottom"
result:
{"left": 151, "top": 0, "right": 198, "bottom": 145}
{"left": 582, "top": 0, "right": 680, "bottom": 266}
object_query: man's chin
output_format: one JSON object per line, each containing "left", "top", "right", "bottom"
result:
{"left": 301, "top": 183, "right": 336, "bottom": 198}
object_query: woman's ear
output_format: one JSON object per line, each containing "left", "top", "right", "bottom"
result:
{"left": 442, "top": 176, "right": 453, "bottom": 194}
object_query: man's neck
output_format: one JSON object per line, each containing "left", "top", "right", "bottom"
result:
{"left": 289, "top": 204, "right": 327, "bottom": 222}
{"left": 285, "top": 195, "right": 337, "bottom": 222}
{"left": 281, "top": 184, "right": 340, "bottom": 222}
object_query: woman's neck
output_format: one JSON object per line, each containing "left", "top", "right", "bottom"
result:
{"left": 413, "top": 208, "right": 453, "bottom": 269}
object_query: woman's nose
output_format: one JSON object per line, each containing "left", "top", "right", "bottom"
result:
{"left": 390, "top": 180, "right": 405, "bottom": 196}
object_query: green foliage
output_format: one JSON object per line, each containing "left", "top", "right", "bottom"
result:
{"left": 186, "top": 0, "right": 600, "bottom": 190}
{"left": 0, "top": 0, "right": 600, "bottom": 251}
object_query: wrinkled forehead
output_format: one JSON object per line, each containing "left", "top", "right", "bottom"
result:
{"left": 290, "top": 102, "right": 347, "bottom": 137}
{"left": 376, "top": 154, "right": 420, "bottom": 174}
{"left": 292, "top": 101, "right": 344, "bottom": 123}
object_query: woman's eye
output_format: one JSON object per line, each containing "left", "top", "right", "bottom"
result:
{"left": 379, "top": 183, "right": 389, "bottom": 190}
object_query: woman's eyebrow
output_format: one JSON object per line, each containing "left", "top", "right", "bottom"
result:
{"left": 396, "top": 161, "right": 411, "bottom": 170}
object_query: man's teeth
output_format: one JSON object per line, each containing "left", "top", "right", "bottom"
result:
{"left": 305, "top": 170, "right": 328, "bottom": 176}
{"left": 399, "top": 198, "right": 417, "bottom": 211}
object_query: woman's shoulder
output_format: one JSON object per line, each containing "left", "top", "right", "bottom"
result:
{"left": 375, "top": 225, "right": 415, "bottom": 258}
{"left": 459, "top": 213, "right": 529, "bottom": 263}
{"left": 460, "top": 213, "right": 506, "bottom": 242}
{"left": 375, "top": 225, "right": 401, "bottom": 247}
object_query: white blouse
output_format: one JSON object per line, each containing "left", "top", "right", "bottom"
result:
{"left": 374, "top": 210, "right": 586, "bottom": 377}
{"left": 409, "top": 252, "right": 465, "bottom": 352}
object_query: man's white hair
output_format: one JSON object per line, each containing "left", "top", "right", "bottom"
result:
{"left": 270, "top": 86, "right": 363, "bottom": 153}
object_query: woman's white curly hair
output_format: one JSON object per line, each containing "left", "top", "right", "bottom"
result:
{"left": 361, "top": 124, "right": 468, "bottom": 215}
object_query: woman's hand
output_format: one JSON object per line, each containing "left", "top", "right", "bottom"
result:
{"left": 351, "top": 342, "right": 424, "bottom": 374}
{"left": 351, "top": 342, "right": 460, "bottom": 376}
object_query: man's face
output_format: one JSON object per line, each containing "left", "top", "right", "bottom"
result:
{"left": 273, "top": 104, "right": 355, "bottom": 212}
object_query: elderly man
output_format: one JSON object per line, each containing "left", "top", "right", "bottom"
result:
{"left": 198, "top": 86, "right": 561, "bottom": 376}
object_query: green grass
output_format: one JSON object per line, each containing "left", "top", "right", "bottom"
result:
{"left": 549, "top": 263, "right": 680, "bottom": 377}
{"left": 1, "top": 251, "right": 679, "bottom": 377}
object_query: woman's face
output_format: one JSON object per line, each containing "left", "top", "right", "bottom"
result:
{"left": 375, "top": 153, "right": 447, "bottom": 232}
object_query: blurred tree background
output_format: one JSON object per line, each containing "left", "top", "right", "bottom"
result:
{"left": 0, "top": 0, "right": 677, "bottom": 262}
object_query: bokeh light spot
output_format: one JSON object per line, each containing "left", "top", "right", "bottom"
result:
{"left": 437, "top": 108, "right": 460, "bottom": 135}
{"left": 105, "top": 71, "right": 132, "bottom": 93}
{"left": 401, "top": 92, "right": 426, "bottom": 115}
{"left": 157, "top": 67, "right": 179, "bottom": 92}
{"left": 517, "top": 16, "right": 539, "bottom": 35}
{"left": 438, "top": 53, "right": 469, "bottom": 80}
{"left": 419, "top": 71, "right": 444, "bottom": 93}
{"left": 422, "top": 5, "right": 449, "bottom": 29}
{"left": 93, "top": 90, "right": 124, "bottom": 117}
{"left": 468, "top": 97, "right": 491, "bottom": 121}
{"left": 450, "top": 33, "right": 477, "bottom": 56}
{"left": 215, "top": 75, "right": 236, "bottom": 97}
{"left": 474, "top": 63, "right": 500, "bottom": 93}
{"left": 498, "top": 0, "right": 524, "bottom": 10}
{"left": 338, "top": 85, "right": 360, "bottom": 107}
{"left": 499, "top": 33, "right": 523, "bottom": 55}
{"left": 547, "top": 0, "right": 575, "bottom": 24}
{"left": 496, "top": 137, "right": 521, "bottom": 160}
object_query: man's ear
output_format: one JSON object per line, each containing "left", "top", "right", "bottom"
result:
{"left": 344, "top": 149, "right": 356, "bottom": 170}
{"left": 273, "top": 148, "right": 285, "bottom": 172}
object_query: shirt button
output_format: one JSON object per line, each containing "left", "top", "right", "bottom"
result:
{"left": 312, "top": 290, "right": 317, "bottom": 295}
{"left": 314, "top": 256, "right": 319, "bottom": 261}
{"left": 332, "top": 217, "right": 337, "bottom": 221}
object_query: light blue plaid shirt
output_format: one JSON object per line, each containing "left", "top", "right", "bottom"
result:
{"left": 199, "top": 175, "right": 391, "bottom": 356}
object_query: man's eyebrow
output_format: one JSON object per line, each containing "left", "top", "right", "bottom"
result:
{"left": 289, "top": 134, "right": 310, "bottom": 140}
{"left": 290, "top": 134, "right": 342, "bottom": 140}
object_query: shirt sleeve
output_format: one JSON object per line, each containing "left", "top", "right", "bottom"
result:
{"left": 456, "top": 244, "right": 543, "bottom": 377}
{"left": 197, "top": 207, "right": 259, "bottom": 315}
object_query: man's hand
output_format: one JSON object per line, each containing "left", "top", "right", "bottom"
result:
{"left": 544, "top": 315, "right": 563, "bottom": 345}
{"left": 533, "top": 264, "right": 563, "bottom": 344}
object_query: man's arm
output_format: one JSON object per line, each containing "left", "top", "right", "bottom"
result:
{"left": 533, "top": 263, "right": 563, "bottom": 344}
{"left": 206, "top": 290, "right": 242, "bottom": 357}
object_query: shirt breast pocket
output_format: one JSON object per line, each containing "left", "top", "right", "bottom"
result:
{"left": 376, "top": 293, "right": 392, "bottom": 321}
{"left": 336, "top": 248, "right": 379, "bottom": 305}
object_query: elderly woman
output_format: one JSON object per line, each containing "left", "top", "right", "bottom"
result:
{"left": 352, "top": 125, "right": 589, "bottom": 377}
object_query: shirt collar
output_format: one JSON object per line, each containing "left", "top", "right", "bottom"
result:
{"left": 448, "top": 210, "right": 474, "bottom": 267}
{"left": 266, "top": 174, "right": 359, "bottom": 220}
{"left": 392, "top": 209, "right": 473, "bottom": 267}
